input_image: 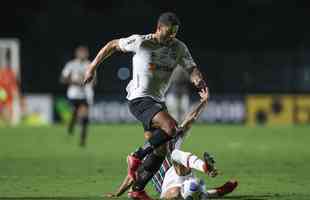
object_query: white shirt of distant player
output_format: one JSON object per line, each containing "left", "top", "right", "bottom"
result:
{"left": 119, "top": 34, "right": 196, "bottom": 102}
{"left": 61, "top": 59, "right": 94, "bottom": 104}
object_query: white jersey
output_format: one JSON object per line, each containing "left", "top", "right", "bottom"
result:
{"left": 61, "top": 59, "right": 94, "bottom": 104}
{"left": 160, "top": 165, "right": 195, "bottom": 199}
{"left": 119, "top": 34, "right": 196, "bottom": 102}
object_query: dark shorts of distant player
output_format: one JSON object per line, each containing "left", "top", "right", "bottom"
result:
{"left": 69, "top": 98, "right": 88, "bottom": 110}
{"left": 128, "top": 97, "right": 167, "bottom": 131}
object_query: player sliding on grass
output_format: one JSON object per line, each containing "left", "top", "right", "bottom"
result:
{"left": 104, "top": 89, "right": 238, "bottom": 200}
{"left": 159, "top": 149, "right": 237, "bottom": 200}
{"left": 84, "top": 12, "right": 209, "bottom": 200}
{"left": 106, "top": 149, "right": 237, "bottom": 200}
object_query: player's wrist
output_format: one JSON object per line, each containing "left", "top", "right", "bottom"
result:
{"left": 195, "top": 79, "right": 207, "bottom": 90}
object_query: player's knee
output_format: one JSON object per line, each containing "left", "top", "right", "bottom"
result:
{"left": 78, "top": 106, "right": 89, "bottom": 118}
{"left": 161, "top": 121, "right": 177, "bottom": 137}
{"left": 171, "top": 149, "right": 181, "bottom": 161}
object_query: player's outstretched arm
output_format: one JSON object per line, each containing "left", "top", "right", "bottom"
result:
{"left": 83, "top": 39, "right": 121, "bottom": 85}
{"left": 180, "top": 87, "right": 209, "bottom": 133}
{"left": 104, "top": 174, "right": 134, "bottom": 198}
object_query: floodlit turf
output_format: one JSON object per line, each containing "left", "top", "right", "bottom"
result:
{"left": 0, "top": 124, "right": 309, "bottom": 200}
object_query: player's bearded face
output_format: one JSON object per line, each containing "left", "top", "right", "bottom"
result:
{"left": 159, "top": 24, "right": 179, "bottom": 43}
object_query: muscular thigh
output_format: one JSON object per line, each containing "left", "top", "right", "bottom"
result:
{"left": 152, "top": 111, "right": 177, "bottom": 136}
{"left": 129, "top": 97, "right": 170, "bottom": 131}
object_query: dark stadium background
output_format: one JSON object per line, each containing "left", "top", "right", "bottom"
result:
{"left": 1, "top": 0, "right": 310, "bottom": 96}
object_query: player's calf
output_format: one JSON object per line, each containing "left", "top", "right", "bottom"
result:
{"left": 132, "top": 152, "right": 165, "bottom": 191}
{"left": 68, "top": 108, "right": 78, "bottom": 135}
{"left": 127, "top": 154, "right": 142, "bottom": 181}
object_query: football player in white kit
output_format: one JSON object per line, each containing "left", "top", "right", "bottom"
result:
{"left": 84, "top": 12, "right": 210, "bottom": 200}
{"left": 61, "top": 46, "right": 94, "bottom": 147}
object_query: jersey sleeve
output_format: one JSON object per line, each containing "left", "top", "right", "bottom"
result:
{"left": 178, "top": 43, "right": 197, "bottom": 70}
{"left": 118, "top": 34, "right": 140, "bottom": 53}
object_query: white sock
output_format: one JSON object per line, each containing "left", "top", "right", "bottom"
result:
{"left": 171, "top": 149, "right": 206, "bottom": 173}
{"left": 206, "top": 189, "right": 218, "bottom": 198}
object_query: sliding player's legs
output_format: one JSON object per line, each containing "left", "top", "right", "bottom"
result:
{"left": 160, "top": 161, "right": 237, "bottom": 199}
{"left": 171, "top": 149, "right": 216, "bottom": 175}
{"left": 161, "top": 177, "right": 238, "bottom": 199}
{"left": 205, "top": 180, "right": 238, "bottom": 198}
{"left": 161, "top": 150, "right": 238, "bottom": 199}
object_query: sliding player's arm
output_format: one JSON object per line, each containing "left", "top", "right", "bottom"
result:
{"left": 83, "top": 39, "right": 121, "bottom": 84}
{"left": 104, "top": 174, "right": 134, "bottom": 198}
{"left": 180, "top": 87, "right": 209, "bottom": 132}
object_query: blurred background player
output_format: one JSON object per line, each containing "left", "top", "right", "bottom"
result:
{"left": 0, "top": 48, "right": 20, "bottom": 125}
{"left": 60, "top": 46, "right": 95, "bottom": 147}
{"left": 166, "top": 66, "right": 191, "bottom": 123}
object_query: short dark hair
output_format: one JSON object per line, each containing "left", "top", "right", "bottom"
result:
{"left": 157, "top": 12, "right": 181, "bottom": 27}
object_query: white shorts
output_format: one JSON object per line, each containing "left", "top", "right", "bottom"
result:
{"left": 160, "top": 167, "right": 194, "bottom": 199}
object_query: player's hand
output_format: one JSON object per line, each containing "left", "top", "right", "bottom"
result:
{"left": 103, "top": 193, "right": 117, "bottom": 198}
{"left": 83, "top": 67, "right": 95, "bottom": 85}
{"left": 199, "top": 87, "right": 209, "bottom": 103}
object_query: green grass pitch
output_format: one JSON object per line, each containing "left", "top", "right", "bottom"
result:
{"left": 0, "top": 124, "right": 309, "bottom": 200}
